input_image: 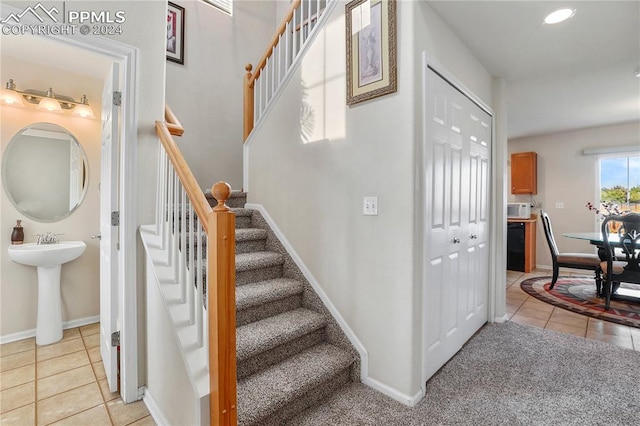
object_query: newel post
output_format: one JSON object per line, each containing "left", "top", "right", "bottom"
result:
{"left": 243, "top": 63, "right": 254, "bottom": 142}
{"left": 208, "top": 181, "right": 237, "bottom": 425}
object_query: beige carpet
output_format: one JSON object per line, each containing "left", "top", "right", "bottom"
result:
{"left": 289, "top": 321, "right": 640, "bottom": 425}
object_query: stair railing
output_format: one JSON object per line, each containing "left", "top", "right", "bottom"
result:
{"left": 156, "top": 105, "right": 238, "bottom": 425}
{"left": 243, "top": 0, "right": 333, "bottom": 140}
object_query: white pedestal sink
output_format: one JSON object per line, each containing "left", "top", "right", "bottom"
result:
{"left": 8, "top": 241, "right": 86, "bottom": 345}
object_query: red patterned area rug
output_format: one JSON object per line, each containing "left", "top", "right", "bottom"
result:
{"left": 520, "top": 276, "right": 640, "bottom": 329}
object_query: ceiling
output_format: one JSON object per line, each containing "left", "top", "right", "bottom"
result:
{"left": 0, "top": 35, "right": 112, "bottom": 80}
{"left": 427, "top": 1, "right": 640, "bottom": 139}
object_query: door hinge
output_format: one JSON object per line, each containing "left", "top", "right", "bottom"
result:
{"left": 113, "top": 91, "right": 122, "bottom": 106}
{"left": 111, "top": 331, "right": 120, "bottom": 347}
{"left": 111, "top": 211, "right": 120, "bottom": 226}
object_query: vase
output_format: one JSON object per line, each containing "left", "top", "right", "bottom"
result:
{"left": 11, "top": 220, "right": 24, "bottom": 245}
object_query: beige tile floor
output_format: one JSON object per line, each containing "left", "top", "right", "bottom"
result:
{"left": 0, "top": 322, "right": 156, "bottom": 426}
{"left": 506, "top": 269, "right": 640, "bottom": 351}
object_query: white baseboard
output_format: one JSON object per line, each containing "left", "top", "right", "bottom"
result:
{"left": 363, "top": 376, "right": 424, "bottom": 407}
{"left": 142, "top": 387, "right": 171, "bottom": 426}
{"left": 493, "top": 313, "right": 510, "bottom": 323}
{"left": 245, "top": 203, "right": 370, "bottom": 382}
{"left": 0, "top": 315, "right": 100, "bottom": 344}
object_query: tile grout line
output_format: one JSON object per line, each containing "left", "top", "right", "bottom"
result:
{"left": 83, "top": 327, "right": 117, "bottom": 426}
{"left": 37, "top": 327, "right": 105, "bottom": 426}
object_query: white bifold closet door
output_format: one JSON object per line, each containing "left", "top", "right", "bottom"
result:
{"left": 423, "top": 65, "right": 491, "bottom": 383}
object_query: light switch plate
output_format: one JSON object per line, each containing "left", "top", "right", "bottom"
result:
{"left": 555, "top": 202, "right": 564, "bottom": 209}
{"left": 363, "top": 197, "right": 378, "bottom": 216}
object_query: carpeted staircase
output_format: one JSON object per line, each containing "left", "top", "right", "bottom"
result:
{"left": 205, "top": 191, "right": 358, "bottom": 425}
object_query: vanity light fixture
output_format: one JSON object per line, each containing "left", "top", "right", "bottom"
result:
{"left": 0, "top": 79, "right": 95, "bottom": 119}
{"left": 37, "top": 88, "right": 63, "bottom": 113}
{"left": 0, "top": 79, "right": 25, "bottom": 107}
{"left": 544, "top": 8, "right": 576, "bottom": 24}
{"left": 71, "top": 95, "right": 96, "bottom": 119}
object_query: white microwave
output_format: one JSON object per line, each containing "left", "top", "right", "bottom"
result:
{"left": 507, "top": 203, "right": 531, "bottom": 219}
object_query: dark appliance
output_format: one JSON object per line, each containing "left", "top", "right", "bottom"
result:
{"left": 507, "top": 222, "right": 525, "bottom": 271}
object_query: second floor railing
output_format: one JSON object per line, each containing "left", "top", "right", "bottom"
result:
{"left": 243, "top": 0, "right": 333, "bottom": 141}
{"left": 155, "top": 106, "right": 237, "bottom": 425}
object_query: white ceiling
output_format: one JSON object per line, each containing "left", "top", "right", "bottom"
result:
{"left": 0, "top": 35, "right": 112, "bottom": 80}
{"left": 427, "top": 1, "right": 640, "bottom": 139}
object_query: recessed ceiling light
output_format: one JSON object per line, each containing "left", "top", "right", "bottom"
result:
{"left": 544, "top": 8, "right": 576, "bottom": 24}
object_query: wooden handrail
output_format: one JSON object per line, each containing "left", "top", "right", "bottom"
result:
{"left": 155, "top": 111, "right": 237, "bottom": 424}
{"left": 165, "top": 104, "right": 185, "bottom": 137}
{"left": 243, "top": 0, "right": 303, "bottom": 141}
{"left": 247, "top": 0, "right": 301, "bottom": 87}
{"left": 155, "top": 121, "right": 211, "bottom": 231}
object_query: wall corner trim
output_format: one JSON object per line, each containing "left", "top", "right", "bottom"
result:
{"left": 363, "top": 376, "right": 424, "bottom": 407}
{"left": 244, "top": 203, "right": 369, "bottom": 381}
{"left": 142, "top": 387, "right": 171, "bottom": 426}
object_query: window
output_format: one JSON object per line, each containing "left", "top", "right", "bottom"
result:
{"left": 599, "top": 155, "right": 640, "bottom": 212}
{"left": 202, "top": 0, "right": 232, "bottom": 16}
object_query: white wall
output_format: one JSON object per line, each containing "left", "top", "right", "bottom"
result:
{"left": 508, "top": 120, "right": 640, "bottom": 269}
{"left": 246, "top": 0, "right": 496, "bottom": 400}
{"left": 166, "top": 0, "right": 277, "bottom": 190}
{"left": 0, "top": 58, "right": 103, "bottom": 338}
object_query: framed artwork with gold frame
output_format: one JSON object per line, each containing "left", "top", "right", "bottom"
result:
{"left": 345, "top": 0, "right": 397, "bottom": 106}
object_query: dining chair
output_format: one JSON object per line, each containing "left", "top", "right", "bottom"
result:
{"left": 539, "top": 211, "right": 602, "bottom": 292}
{"left": 600, "top": 212, "right": 640, "bottom": 310}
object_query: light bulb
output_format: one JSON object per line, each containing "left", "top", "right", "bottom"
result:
{"left": 0, "top": 79, "right": 25, "bottom": 107}
{"left": 37, "top": 88, "right": 62, "bottom": 113}
{"left": 71, "top": 95, "right": 95, "bottom": 119}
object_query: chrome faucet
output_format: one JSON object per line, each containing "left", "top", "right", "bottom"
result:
{"left": 36, "top": 232, "right": 62, "bottom": 244}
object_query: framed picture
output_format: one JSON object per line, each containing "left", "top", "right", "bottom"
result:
{"left": 345, "top": 0, "right": 397, "bottom": 106}
{"left": 167, "top": 2, "right": 185, "bottom": 64}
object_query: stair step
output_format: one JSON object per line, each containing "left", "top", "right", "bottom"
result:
{"left": 237, "top": 344, "right": 354, "bottom": 426}
{"left": 236, "top": 251, "right": 283, "bottom": 272}
{"left": 232, "top": 208, "right": 253, "bottom": 229}
{"left": 236, "top": 251, "right": 284, "bottom": 285}
{"left": 237, "top": 308, "right": 325, "bottom": 361}
{"left": 236, "top": 278, "right": 303, "bottom": 311}
{"left": 236, "top": 278, "right": 304, "bottom": 326}
{"left": 235, "top": 228, "right": 267, "bottom": 254}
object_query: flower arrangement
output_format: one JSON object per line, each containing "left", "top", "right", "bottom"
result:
{"left": 585, "top": 201, "right": 630, "bottom": 218}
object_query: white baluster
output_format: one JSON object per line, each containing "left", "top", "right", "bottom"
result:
{"left": 307, "top": 0, "right": 312, "bottom": 37}
{"left": 277, "top": 34, "right": 283, "bottom": 83}
{"left": 180, "top": 189, "right": 187, "bottom": 303}
{"left": 172, "top": 173, "right": 179, "bottom": 281}
{"left": 286, "top": 21, "right": 291, "bottom": 69}
{"left": 188, "top": 210, "right": 195, "bottom": 325}
{"left": 271, "top": 46, "right": 276, "bottom": 99}
{"left": 300, "top": 0, "right": 305, "bottom": 47}
{"left": 196, "top": 222, "right": 204, "bottom": 347}
{"left": 293, "top": 8, "right": 297, "bottom": 59}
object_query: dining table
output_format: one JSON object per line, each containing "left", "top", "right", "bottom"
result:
{"left": 563, "top": 232, "right": 639, "bottom": 302}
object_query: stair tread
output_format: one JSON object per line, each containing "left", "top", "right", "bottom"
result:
{"left": 236, "top": 251, "right": 283, "bottom": 272}
{"left": 236, "top": 278, "right": 303, "bottom": 311}
{"left": 237, "top": 308, "right": 325, "bottom": 361}
{"left": 237, "top": 343, "right": 354, "bottom": 425}
{"left": 236, "top": 228, "right": 268, "bottom": 242}
{"left": 231, "top": 208, "right": 253, "bottom": 217}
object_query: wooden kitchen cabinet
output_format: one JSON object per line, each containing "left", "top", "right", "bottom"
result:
{"left": 511, "top": 152, "right": 537, "bottom": 194}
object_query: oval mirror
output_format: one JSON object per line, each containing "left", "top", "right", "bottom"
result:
{"left": 2, "top": 122, "right": 89, "bottom": 222}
